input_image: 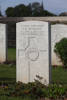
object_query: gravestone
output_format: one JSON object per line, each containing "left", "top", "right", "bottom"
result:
{"left": 16, "top": 21, "right": 51, "bottom": 85}
{"left": 0, "top": 23, "right": 7, "bottom": 63}
{"left": 51, "top": 24, "right": 67, "bottom": 65}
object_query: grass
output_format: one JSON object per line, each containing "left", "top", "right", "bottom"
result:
{"left": 0, "top": 64, "right": 67, "bottom": 84}
{"left": 0, "top": 48, "right": 16, "bottom": 82}
{"left": 0, "top": 64, "right": 16, "bottom": 81}
{"left": 0, "top": 48, "right": 67, "bottom": 84}
{"left": 0, "top": 48, "right": 67, "bottom": 100}
{"left": 52, "top": 66, "right": 67, "bottom": 84}
{"left": 0, "top": 96, "right": 33, "bottom": 100}
{"left": 8, "top": 48, "right": 16, "bottom": 61}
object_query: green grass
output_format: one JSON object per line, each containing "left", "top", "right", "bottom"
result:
{"left": 0, "top": 48, "right": 16, "bottom": 82}
{"left": 0, "top": 48, "right": 67, "bottom": 100}
{"left": 0, "top": 48, "right": 67, "bottom": 84}
{"left": 0, "top": 64, "right": 16, "bottom": 81}
{"left": 52, "top": 66, "right": 67, "bottom": 84}
{"left": 0, "top": 96, "right": 34, "bottom": 100}
{"left": 8, "top": 48, "right": 16, "bottom": 61}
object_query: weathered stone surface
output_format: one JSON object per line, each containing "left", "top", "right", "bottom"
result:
{"left": 0, "top": 24, "right": 7, "bottom": 63}
{"left": 1, "top": 17, "right": 67, "bottom": 23}
{"left": 16, "top": 21, "right": 51, "bottom": 85}
{"left": 51, "top": 24, "right": 67, "bottom": 65}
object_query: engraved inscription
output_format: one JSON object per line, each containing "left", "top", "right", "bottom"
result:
{"left": 16, "top": 21, "right": 50, "bottom": 85}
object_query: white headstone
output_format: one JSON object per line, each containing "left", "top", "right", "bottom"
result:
{"left": 0, "top": 23, "right": 7, "bottom": 63}
{"left": 16, "top": 21, "right": 51, "bottom": 85}
{"left": 51, "top": 24, "right": 67, "bottom": 65}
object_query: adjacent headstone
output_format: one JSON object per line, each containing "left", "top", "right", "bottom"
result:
{"left": 51, "top": 24, "right": 67, "bottom": 65}
{"left": 0, "top": 23, "right": 7, "bottom": 63}
{"left": 16, "top": 21, "right": 51, "bottom": 85}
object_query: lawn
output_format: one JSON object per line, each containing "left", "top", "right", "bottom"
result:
{"left": 0, "top": 96, "right": 33, "bottom": 100}
{"left": 0, "top": 48, "right": 67, "bottom": 84}
{"left": 8, "top": 48, "right": 16, "bottom": 61}
{"left": 52, "top": 66, "right": 67, "bottom": 84}
{"left": 0, "top": 48, "right": 67, "bottom": 100}
{"left": 0, "top": 48, "right": 16, "bottom": 83}
{"left": 0, "top": 64, "right": 16, "bottom": 81}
